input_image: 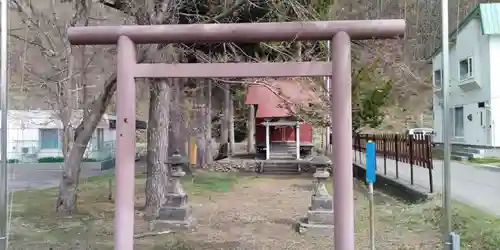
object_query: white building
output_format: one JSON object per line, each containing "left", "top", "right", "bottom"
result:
{"left": 2, "top": 110, "right": 123, "bottom": 162}
{"left": 431, "top": 3, "right": 500, "bottom": 153}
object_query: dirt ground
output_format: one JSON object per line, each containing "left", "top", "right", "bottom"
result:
{"left": 137, "top": 175, "right": 441, "bottom": 250}
{"left": 10, "top": 172, "right": 444, "bottom": 250}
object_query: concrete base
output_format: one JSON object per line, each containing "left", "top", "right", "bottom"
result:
{"left": 297, "top": 218, "right": 334, "bottom": 236}
{"left": 158, "top": 204, "right": 192, "bottom": 220}
{"left": 310, "top": 195, "right": 333, "bottom": 210}
{"left": 153, "top": 216, "right": 197, "bottom": 231}
{"left": 306, "top": 210, "right": 333, "bottom": 224}
{"left": 155, "top": 191, "right": 195, "bottom": 230}
{"left": 164, "top": 193, "right": 188, "bottom": 207}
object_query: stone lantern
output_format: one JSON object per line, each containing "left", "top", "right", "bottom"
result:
{"left": 154, "top": 150, "right": 195, "bottom": 230}
{"left": 298, "top": 150, "right": 334, "bottom": 235}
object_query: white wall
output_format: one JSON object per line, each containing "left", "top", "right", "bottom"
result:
{"left": 1, "top": 111, "right": 117, "bottom": 161}
{"left": 488, "top": 35, "right": 500, "bottom": 147}
{"left": 432, "top": 19, "right": 493, "bottom": 146}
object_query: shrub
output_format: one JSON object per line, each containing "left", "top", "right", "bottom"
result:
{"left": 37, "top": 157, "right": 65, "bottom": 163}
{"left": 37, "top": 157, "right": 100, "bottom": 163}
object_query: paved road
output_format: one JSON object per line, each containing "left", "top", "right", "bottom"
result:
{"left": 353, "top": 150, "right": 500, "bottom": 216}
{"left": 7, "top": 161, "right": 145, "bottom": 192}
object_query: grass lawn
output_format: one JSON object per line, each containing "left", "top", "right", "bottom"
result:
{"left": 7, "top": 171, "right": 500, "bottom": 249}
{"left": 469, "top": 156, "right": 500, "bottom": 166}
{"left": 426, "top": 200, "right": 500, "bottom": 250}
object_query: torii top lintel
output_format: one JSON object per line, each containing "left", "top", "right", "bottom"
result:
{"left": 67, "top": 19, "right": 405, "bottom": 45}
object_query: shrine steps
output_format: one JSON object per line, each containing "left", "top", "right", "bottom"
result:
{"left": 257, "top": 160, "right": 303, "bottom": 175}
{"left": 270, "top": 143, "right": 299, "bottom": 157}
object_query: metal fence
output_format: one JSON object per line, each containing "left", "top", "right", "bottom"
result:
{"left": 353, "top": 133, "right": 434, "bottom": 193}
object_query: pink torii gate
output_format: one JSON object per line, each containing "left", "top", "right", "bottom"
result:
{"left": 67, "top": 20, "right": 405, "bottom": 250}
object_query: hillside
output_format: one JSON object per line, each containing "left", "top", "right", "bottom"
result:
{"left": 7, "top": 0, "right": 493, "bottom": 133}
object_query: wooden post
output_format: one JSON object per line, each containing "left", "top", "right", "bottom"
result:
{"left": 395, "top": 134, "right": 399, "bottom": 179}
{"left": 296, "top": 121, "right": 300, "bottom": 160}
{"left": 265, "top": 120, "right": 270, "bottom": 160}
{"left": 247, "top": 105, "right": 255, "bottom": 153}
{"left": 409, "top": 135, "right": 414, "bottom": 185}
{"left": 383, "top": 134, "right": 387, "bottom": 175}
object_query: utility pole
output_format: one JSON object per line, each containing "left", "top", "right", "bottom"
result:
{"left": 441, "top": 0, "right": 453, "bottom": 248}
{"left": 0, "top": 0, "right": 9, "bottom": 248}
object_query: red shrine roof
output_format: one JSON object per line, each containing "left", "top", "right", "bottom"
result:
{"left": 245, "top": 79, "right": 317, "bottom": 118}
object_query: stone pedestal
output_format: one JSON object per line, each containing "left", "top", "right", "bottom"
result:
{"left": 154, "top": 153, "right": 196, "bottom": 230}
{"left": 298, "top": 166, "right": 334, "bottom": 235}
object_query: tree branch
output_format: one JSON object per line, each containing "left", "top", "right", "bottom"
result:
{"left": 210, "top": 0, "right": 248, "bottom": 23}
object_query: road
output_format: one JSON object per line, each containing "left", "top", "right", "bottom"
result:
{"left": 353, "top": 150, "right": 500, "bottom": 216}
{"left": 7, "top": 160, "right": 145, "bottom": 192}
{"left": 432, "top": 159, "right": 500, "bottom": 216}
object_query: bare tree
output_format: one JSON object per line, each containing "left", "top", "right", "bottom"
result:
{"left": 9, "top": 0, "right": 108, "bottom": 214}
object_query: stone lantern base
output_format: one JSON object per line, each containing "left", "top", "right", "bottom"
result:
{"left": 153, "top": 192, "right": 197, "bottom": 230}
{"left": 297, "top": 164, "right": 334, "bottom": 236}
{"left": 297, "top": 193, "right": 334, "bottom": 235}
{"left": 153, "top": 216, "right": 196, "bottom": 231}
{"left": 153, "top": 151, "right": 196, "bottom": 231}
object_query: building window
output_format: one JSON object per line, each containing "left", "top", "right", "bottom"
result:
{"left": 459, "top": 58, "right": 473, "bottom": 81}
{"left": 40, "top": 128, "right": 60, "bottom": 149}
{"left": 454, "top": 106, "right": 464, "bottom": 137}
{"left": 434, "top": 69, "right": 442, "bottom": 87}
{"left": 97, "top": 128, "right": 104, "bottom": 150}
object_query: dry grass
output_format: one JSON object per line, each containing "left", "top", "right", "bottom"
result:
{"left": 7, "top": 171, "right": 500, "bottom": 249}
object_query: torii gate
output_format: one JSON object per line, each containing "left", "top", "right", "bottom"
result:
{"left": 67, "top": 19, "right": 405, "bottom": 250}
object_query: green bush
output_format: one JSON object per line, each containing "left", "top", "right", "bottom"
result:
{"left": 8, "top": 159, "right": 20, "bottom": 164}
{"left": 37, "top": 157, "right": 65, "bottom": 163}
{"left": 37, "top": 157, "right": 100, "bottom": 163}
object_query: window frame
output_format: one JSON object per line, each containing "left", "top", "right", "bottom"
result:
{"left": 39, "top": 128, "right": 60, "bottom": 149}
{"left": 433, "top": 69, "right": 442, "bottom": 87}
{"left": 453, "top": 106, "right": 465, "bottom": 137}
{"left": 459, "top": 57, "right": 473, "bottom": 81}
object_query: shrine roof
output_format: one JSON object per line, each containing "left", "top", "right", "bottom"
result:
{"left": 245, "top": 79, "right": 319, "bottom": 118}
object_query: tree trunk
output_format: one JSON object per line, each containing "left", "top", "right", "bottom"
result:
{"left": 55, "top": 45, "right": 151, "bottom": 215}
{"left": 55, "top": 50, "right": 79, "bottom": 215}
{"left": 205, "top": 80, "right": 213, "bottom": 164}
{"left": 220, "top": 85, "right": 229, "bottom": 145}
{"left": 169, "top": 80, "right": 186, "bottom": 156}
{"left": 195, "top": 83, "right": 206, "bottom": 168}
{"left": 247, "top": 104, "right": 255, "bottom": 153}
{"left": 55, "top": 0, "right": 179, "bottom": 215}
{"left": 229, "top": 93, "right": 235, "bottom": 156}
{"left": 144, "top": 0, "right": 178, "bottom": 216}
{"left": 56, "top": 114, "right": 101, "bottom": 214}
{"left": 144, "top": 79, "right": 171, "bottom": 218}
{"left": 55, "top": 0, "right": 244, "bottom": 214}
